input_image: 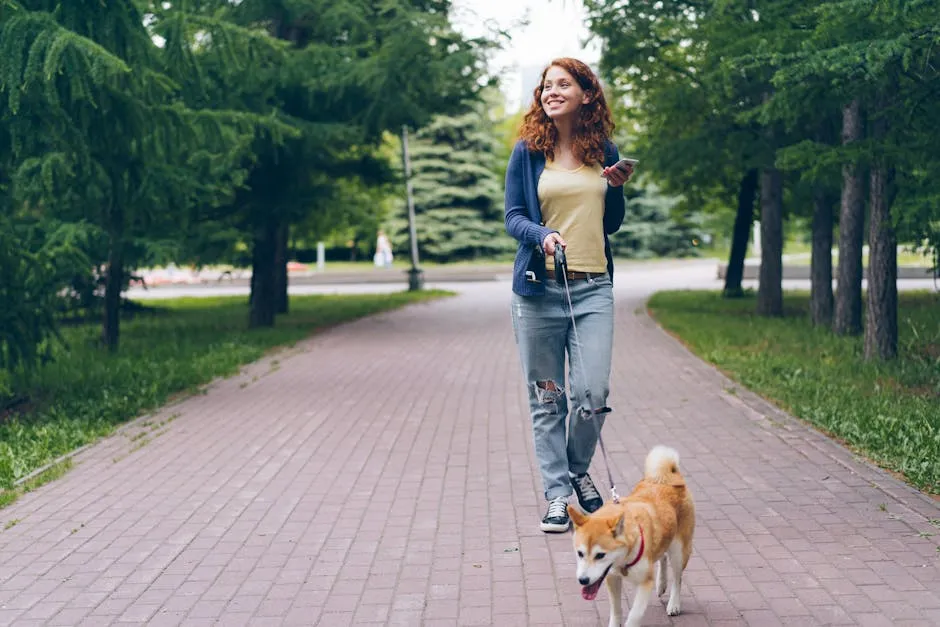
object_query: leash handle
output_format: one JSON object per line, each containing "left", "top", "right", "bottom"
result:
{"left": 553, "top": 245, "right": 567, "bottom": 278}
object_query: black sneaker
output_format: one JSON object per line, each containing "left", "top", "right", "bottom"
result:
{"left": 571, "top": 473, "right": 604, "bottom": 513}
{"left": 540, "top": 496, "right": 570, "bottom": 533}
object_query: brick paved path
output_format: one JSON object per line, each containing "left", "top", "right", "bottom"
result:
{"left": 1, "top": 268, "right": 938, "bottom": 626}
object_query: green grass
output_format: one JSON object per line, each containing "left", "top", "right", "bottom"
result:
{"left": 320, "top": 257, "right": 515, "bottom": 270}
{"left": 647, "top": 290, "right": 940, "bottom": 495}
{"left": 0, "top": 290, "right": 450, "bottom": 499}
{"left": 698, "top": 238, "right": 815, "bottom": 261}
{"left": 169, "top": 254, "right": 707, "bottom": 275}
{"left": 897, "top": 249, "right": 935, "bottom": 267}
{"left": 702, "top": 242, "right": 934, "bottom": 267}
{"left": 0, "top": 458, "right": 74, "bottom": 513}
{"left": 202, "top": 257, "right": 517, "bottom": 274}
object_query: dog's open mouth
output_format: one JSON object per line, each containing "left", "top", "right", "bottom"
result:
{"left": 581, "top": 565, "right": 612, "bottom": 601}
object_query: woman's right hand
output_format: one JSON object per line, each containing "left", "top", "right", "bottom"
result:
{"left": 542, "top": 232, "right": 567, "bottom": 256}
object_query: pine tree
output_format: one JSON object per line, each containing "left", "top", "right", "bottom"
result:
{"left": 389, "top": 106, "right": 515, "bottom": 262}
{"left": 1, "top": 0, "right": 132, "bottom": 362}
{"left": 611, "top": 182, "right": 704, "bottom": 259}
{"left": 171, "top": 0, "right": 493, "bottom": 325}
{"left": 3, "top": 0, "right": 273, "bottom": 349}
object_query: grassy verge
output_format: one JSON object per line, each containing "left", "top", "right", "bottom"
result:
{"left": 170, "top": 257, "right": 517, "bottom": 275}
{"left": 700, "top": 239, "right": 934, "bottom": 267}
{"left": 647, "top": 290, "right": 939, "bottom": 495}
{"left": 0, "top": 459, "right": 74, "bottom": 513}
{"left": 0, "top": 290, "right": 451, "bottom": 505}
{"left": 317, "top": 257, "right": 515, "bottom": 271}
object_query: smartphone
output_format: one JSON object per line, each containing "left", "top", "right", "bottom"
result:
{"left": 601, "top": 157, "right": 638, "bottom": 177}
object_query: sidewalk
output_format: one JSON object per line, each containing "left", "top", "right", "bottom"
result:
{"left": 0, "top": 277, "right": 937, "bottom": 626}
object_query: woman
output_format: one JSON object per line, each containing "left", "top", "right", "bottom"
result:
{"left": 504, "top": 58, "right": 633, "bottom": 533}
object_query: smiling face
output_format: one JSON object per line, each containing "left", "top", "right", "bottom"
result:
{"left": 518, "top": 57, "right": 614, "bottom": 165}
{"left": 540, "top": 65, "right": 591, "bottom": 122}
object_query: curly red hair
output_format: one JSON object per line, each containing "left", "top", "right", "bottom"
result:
{"left": 518, "top": 58, "right": 614, "bottom": 165}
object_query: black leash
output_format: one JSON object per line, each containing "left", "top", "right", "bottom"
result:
{"left": 553, "top": 247, "right": 620, "bottom": 504}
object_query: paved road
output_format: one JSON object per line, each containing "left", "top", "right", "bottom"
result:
{"left": 0, "top": 263, "right": 938, "bottom": 626}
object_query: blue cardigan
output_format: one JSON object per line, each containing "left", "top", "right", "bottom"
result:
{"left": 504, "top": 138, "right": 626, "bottom": 296}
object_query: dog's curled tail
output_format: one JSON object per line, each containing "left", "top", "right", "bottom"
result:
{"left": 644, "top": 445, "right": 683, "bottom": 485}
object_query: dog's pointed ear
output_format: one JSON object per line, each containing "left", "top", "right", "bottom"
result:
{"left": 568, "top": 505, "right": 588, "bottom": 528}
{"left": 611, "top": 514, "right": 625, "bottom": 538}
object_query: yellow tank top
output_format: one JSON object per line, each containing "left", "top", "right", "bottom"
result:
{"left": 538, "top": 161, "right": 608, "bottom": 273}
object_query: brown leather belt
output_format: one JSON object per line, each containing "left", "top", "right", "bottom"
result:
{"left": 545, "top": 269, "right": 594, "bottom": 281}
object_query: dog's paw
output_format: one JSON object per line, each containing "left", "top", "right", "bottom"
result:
{"left": 666, "top": 600, "right": 681, "bottom": 616}
{"left": 607, "top": 618, "right": 622, "bottom": 627}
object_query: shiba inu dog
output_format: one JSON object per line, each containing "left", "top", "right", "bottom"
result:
{"left": 568, "top": 445, "right": 695, "bottom": 627}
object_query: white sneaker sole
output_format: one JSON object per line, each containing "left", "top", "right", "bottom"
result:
{"left": 540, "top": 519, "right": 570, "bottom": 533}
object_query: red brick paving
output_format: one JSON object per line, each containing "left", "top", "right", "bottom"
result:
{"left": 0, "top": 277, "right": 938, "bottom": 626}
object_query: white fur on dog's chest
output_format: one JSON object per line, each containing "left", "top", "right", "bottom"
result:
{"left": 619, "top": 558, "right": 651, "bottom": 583}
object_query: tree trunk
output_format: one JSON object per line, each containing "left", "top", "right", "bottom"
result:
{"left": 834, "top": 99, "right": 865, "bottom": 336}
{"left": 275, "top": 221, "right": 289, "bottom": 315}
{"left": 102, "top": 207, "right": 124, "bottom": 351}
{"left": 810, "top": 187, "right": 834, "bottom": 326}
{"left": 102, "top": 240, "right": 124, "bottom": 351}
{"left": 756, "top": 167, "right": 783, "bottom": 316}
{"left": 723, "top": 168, "right": 759, "bottom": 298}
{"left": 249, "top": 214, "right": 278, "bottom": 328}
{"left": 864, "top": 97, "right": 898, "bottom": 361}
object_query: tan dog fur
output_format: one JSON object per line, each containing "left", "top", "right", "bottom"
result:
{"left": 568, "top": 446, "right": 695, "bottom": 627}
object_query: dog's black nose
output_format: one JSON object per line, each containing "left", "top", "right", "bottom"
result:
{"left": 578, "top": 577, "right": 590, "bottom": 585}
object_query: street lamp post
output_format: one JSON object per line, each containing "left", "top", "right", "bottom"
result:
{"left": 401, "top": 125, "right": 423, "bottom": 291}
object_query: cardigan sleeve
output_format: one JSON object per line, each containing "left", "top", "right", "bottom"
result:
{"left": 603, "top": 142, "right": 627, "bottom": 235}
{"left": 504, "top": 141, "right": 556, "bottom": 247}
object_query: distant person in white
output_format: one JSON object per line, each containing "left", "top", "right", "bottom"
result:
{"left": 374, "top": 230, "right": 393, "bottom": 267}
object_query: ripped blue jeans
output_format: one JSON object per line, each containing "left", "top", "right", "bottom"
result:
{"left": 511, "top": 273, "right": 614, "bottom": 501}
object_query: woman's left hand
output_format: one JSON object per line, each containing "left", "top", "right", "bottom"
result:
{"left": 603, "top": 163, "right": 633, "bottom": 187}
